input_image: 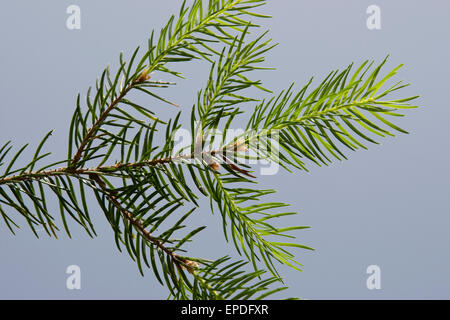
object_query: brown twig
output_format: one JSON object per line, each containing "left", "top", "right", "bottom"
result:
{"left": 0, "top": 140, "right": 251, "bottom": 186}
{"left": 70, "top": 68, "right": 152, "bottom": 168}
{"left": 89, "top": 172, "right": 199, "bottom": 272}
{"left": 70, "top": 83, "right": 135, "bottom": 167}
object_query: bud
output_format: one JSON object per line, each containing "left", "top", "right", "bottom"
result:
{"left": 184, "top": 260, "right": 200, "bottom": 274}
{"left": 138, "top": 68, "right": 151, "bottom": 82}
{"left": 195, "top": 134, "right": 203, "bottom": 146}
{"left": 233, "top": 138, "right": 248, "bottom": 152}
{"left": 209, "top": 161, "right": 220, "bottom": 171}
{"left": 178, "top": 256, "right": 200, "bottom": 274}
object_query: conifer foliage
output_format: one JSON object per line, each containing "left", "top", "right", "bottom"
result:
{"left": 0, "top": 0, "right": 418, "bottom": 299}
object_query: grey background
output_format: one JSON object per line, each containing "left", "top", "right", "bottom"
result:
{"left": 0, "top": 0, "right": 449, "bottom": 299}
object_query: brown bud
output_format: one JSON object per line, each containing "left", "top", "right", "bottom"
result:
{"left": 138, "top": 68, "right": 151, "bottom": 82}
{"left": 195, "top": 134, "right": 203, "bottom": 146}
{"left": 184, "top": 260, "right": 200, "bottom": 274}
{"left": 209, "top": 161, "right": 220, "bottom": 171}
{"left": 233, "top": 138, "right": 248, "bottom": 152}
{"left": 178, "top": 257, "right": 200, "bottom": 274}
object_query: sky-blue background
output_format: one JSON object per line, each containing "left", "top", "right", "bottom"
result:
{"left": 0, "top": 0, "right": 449, "bottom": 299}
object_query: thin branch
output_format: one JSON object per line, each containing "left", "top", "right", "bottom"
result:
{"left": 0, "top": 141, "right": 249, "bottom": 186}
{"left": 89, "top": 171, "right": 198, "bottom": 273}
{"left": 70, "top": 79, "right": 142, "bottom": 167}
{"left": 70, "top": 0, "right": 249, "bottom": 168}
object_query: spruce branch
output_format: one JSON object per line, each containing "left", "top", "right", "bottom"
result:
{"left": 70, "top": 76, "right": 142, "bottom": 167}
{"left": 89, "top": 171, "right": 186, "bottom": 267}
{"left": 0, "top": 0, "right": 419, "bottom": 300}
